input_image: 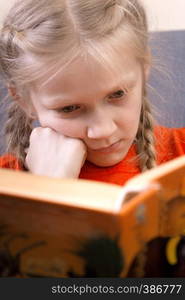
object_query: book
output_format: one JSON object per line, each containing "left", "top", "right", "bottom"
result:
{"left": 0, "top": 155, "right": 185, "bottom": 278}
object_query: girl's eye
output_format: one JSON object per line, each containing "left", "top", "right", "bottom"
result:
{"left": 108, "top": 89, "right": 127, "bottom": 99}
{"left": 57, "top": 105, "right": 81, "bottom": 113}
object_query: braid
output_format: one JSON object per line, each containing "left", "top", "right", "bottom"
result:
{"left": 136, "top": 89, "right": 157, "bottom": 172}
{"left": 0, "top": 20, "right": 33, "bottom": 164}
{"left": 5, "top": 101, "right": 32, "bottom": 163}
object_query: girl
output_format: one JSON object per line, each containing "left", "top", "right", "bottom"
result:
{"left": 0, "top": 0, "right": 185, "bottom": 186}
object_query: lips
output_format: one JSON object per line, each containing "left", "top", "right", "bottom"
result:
{"left": 89, "top": 139, "right": 123, "bottom": 154}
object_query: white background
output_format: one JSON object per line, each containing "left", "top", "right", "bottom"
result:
{"left": 0, "top": 0, "right": 185, "bottom": 31}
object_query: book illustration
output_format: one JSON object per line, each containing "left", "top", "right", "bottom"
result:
{"left": 0, "top": 224, "right": 184, "bottom": 277}
{"left": 0, "top": 225, "right": 47, "bottom": 277}
{"left": 67, "top": 235, "right": 124, "bottom": 277}
{"left": 0, "top": 155, "right": 185, "bottom": 277}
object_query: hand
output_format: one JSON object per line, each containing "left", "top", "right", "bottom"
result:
{"left": 25, "top": 127, "right": 87, "bottom": 178}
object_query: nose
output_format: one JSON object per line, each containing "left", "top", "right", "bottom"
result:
{"left": 87, "top": 110, "right": 117, "bottom": 139}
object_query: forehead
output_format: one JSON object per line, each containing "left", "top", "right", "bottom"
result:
{"left": 33, "top": 50, "right": 141, "bottom": 99}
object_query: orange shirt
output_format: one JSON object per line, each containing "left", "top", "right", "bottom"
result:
{"left": 1, "top": 126, "right": 185, "bottom": 186}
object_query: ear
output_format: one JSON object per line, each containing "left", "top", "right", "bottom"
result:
{"left": 144, "top": 48, "right": 151, "bottom": 81}
{"left": 7, "top": 85, "right": 37, "bottom": 119}
{"left": 144, "top": 63, "right": 151, "bottom": 81}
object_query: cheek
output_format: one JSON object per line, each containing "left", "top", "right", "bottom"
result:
{"left": 116, "top": 100, "right": 141, "bottom": 140}
{"left": 129, "top": 106, "right": 141, "bottom": 132}
{"left": 39, "top": 114, "right": 85, "bottom": 138}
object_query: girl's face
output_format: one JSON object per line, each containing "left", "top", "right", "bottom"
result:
{"left": 29, "top": 53, "right": 146, "bottom": 167}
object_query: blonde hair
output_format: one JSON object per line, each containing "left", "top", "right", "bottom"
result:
{"left": 0, "top": 0, "right": 156, "bottom": 170}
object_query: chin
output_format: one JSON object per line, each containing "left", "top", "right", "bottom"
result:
{"left": 87, "top": 154, "right": 125, "bottom": 167}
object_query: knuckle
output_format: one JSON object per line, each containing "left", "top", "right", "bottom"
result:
{"left": 40, "top": 127, "right": 54, "bottom": 137}
{"left": 30, "top": 127, "right": 40, "bottom": 139}
{"left": 30, "top": 127, "right": 53, "bottom": 140}
{"left": 43, "top": 127, "right": 53, "bottom": 134}
{"left": 73, "top": 138, "right": 85, "bottom": 149}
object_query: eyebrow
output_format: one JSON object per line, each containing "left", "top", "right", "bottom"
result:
{"left": 42, "top": 76, "right": 137, "bottom": 107}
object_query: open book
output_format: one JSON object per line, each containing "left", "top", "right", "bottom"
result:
{"left": 0, "top": 155, "right": 185, "bottom": 278}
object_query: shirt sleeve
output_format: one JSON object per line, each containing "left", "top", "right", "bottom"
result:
{"left": 0, "top": 154, "right": 23, "bottom": 170}
{"left": 155, "top": 126, "right": 185, "bottom": 164}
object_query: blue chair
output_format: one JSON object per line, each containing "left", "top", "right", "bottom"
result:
{"left": 149, "top": 30, "right": 185, "bottom": 128}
